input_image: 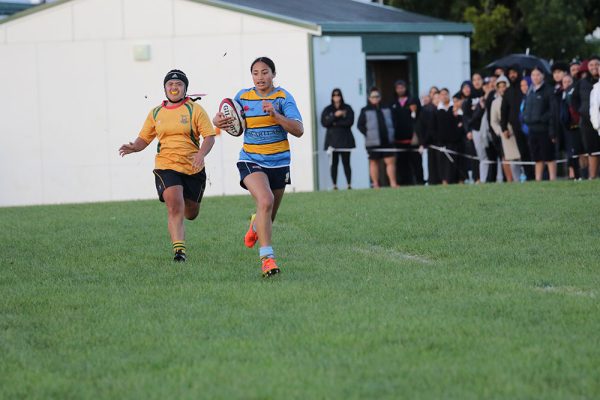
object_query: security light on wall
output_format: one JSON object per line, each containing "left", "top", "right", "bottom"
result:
{"left": 319, "top": 36, "right": 331, "bottom": 54}
{"left": 433, "top": 35, "right": 444, "bottom": 52}
{"left": 133, "top": 44, "right": 151, "bottom": 61}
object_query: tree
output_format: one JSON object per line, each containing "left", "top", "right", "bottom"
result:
{"left": 383, "top": 0, "right": 599, "bottom": 70}
{"left": 518, "top": 0, "right": 588, "bottom": 61}
{"left": 463, "top": 2, "right": 512, "bottom": 54}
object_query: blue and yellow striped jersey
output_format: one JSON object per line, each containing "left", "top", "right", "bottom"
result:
{"left": 234, "top": 86, "right": 302, "bottom": 168}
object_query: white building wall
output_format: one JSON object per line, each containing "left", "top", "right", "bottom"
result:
{"left": 0, "top": 0, "right": 317, "bottom": 207}
{"left": 312, "top": 35, "right": 369, "bottom": 190}
{"left": 417, "top": 35, "right": 471, "bottom": 97}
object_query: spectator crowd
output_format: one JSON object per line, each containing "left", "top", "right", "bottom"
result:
{"left": 321, "top": 55, "right": 600, "bottom": 188}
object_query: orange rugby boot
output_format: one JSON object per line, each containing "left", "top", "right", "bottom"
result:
{"left": 244, "top": 214, "right": 258, "bottom": 248}
{"left": 261, "top": 257, "right": 280, "bottom": 277}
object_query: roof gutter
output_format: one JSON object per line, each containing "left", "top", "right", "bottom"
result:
{"left": 0, "top": 0, "right": 72, "bottom": 25}
{"left": 321, "top": 22, "right": 473, "bottom": 35}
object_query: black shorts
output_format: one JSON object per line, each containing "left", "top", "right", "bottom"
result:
{"left": 580, "top": 118, "right": 600, "bottom": 155}
{"left": 528, "top": 132, "right": 555, "bottom": 162}
{"left": 564, "top": 128, "right": 583, "bottom": 157}
{"left": 367, "top": 149, "right": 395, "bottom": 160}
{"left": 153, "top": 169, "right": 206, "bottom": 203}
{"left": 237, "top": 162, "right": 290, "bottom": 190}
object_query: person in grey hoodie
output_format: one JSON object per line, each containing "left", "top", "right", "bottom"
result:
{"left": 357, "top": 87, "right": 398, "bottom": 188}
{"left": 523, "top": 66, "right": 557, "bottom": 181}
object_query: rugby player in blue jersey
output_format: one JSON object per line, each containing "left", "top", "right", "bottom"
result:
{"left": 213, "top": 57, "right": 304, "bottom": 277}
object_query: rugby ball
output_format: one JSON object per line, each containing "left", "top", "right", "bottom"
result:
{"left": 219, "top": 98, "right": 245, "bottom": 137}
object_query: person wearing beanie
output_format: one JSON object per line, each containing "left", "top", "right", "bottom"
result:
{"left": 119, "top": 69, "right": 216, "bottom": 262}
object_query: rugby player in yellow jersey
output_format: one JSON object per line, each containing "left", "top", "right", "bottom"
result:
{"left": 213, "top": 57, "right": 304, "bottom": 277}
{"left": 119, "top": 70, "right": 216, "bottom": 262}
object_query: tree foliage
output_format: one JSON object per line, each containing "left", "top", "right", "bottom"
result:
{"left": 463, "top": 2, "right": 512, "bottom": 53}
{"left": 383, "top": 0, "right": 600, "bottom": 70}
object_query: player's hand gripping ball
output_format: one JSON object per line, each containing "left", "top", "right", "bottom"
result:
{"left": 219, "top": 98, "right": 246, "bottom": 137}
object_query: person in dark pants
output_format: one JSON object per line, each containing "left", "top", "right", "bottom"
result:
{"left": 501, "top": 65, "right": 533, "bottom": 180}
{"left": 390, "top": 80, "right": 423, "bottom": 185}
{"left": 321, "top": 88, "right": 356, "bottom": 190}
{"left": 435, "top": 89, "right": 465, "bottom": 184}
{"left": 573, "top": 56, "right": 600, "bottom": 179}
{"left": 416, "top": 91, "right": 441, "bottom": 184}
{"left": 460, "top": 81, "right": 480, "bottom": 182}
{"left": 550, "top": 62, "right": 569, "bottom": 177}
{"left": 560, "top": 74, "right": 584, "bottom": 179}
{"left": 523, "top": 67, "right": 557, "bottom": 181}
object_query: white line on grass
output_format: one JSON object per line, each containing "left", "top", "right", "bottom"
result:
{"left": 535, "top": 286, "right": 596, "bottom": 298}
{"left": 355, "top": 244, "right": 433, "bottom": 265}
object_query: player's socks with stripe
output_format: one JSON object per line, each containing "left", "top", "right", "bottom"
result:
{"left": 259, "top": 246, "right": 279, "bottom": 277}
{"left": 173, "top": 241, "right": 186, "bottom": 262}
{"left": 244, "top": 214, "right": 258, "bottom": 248}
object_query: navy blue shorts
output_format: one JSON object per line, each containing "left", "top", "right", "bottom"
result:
{"left": 237, "top": 162, "right": 290, "bottom": 190}
{"left": 153, "top": 169, "right": 206, "bottom": 203}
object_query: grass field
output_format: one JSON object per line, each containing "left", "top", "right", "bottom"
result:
{"left": 1, "top": 180, "right": 599, "bottom": 399}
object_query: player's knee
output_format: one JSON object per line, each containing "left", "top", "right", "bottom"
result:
{"left": 257, "top": 193, "right": 274, "bottom": 212}
{"left": 185, "top": 210, "right": 199, "bottom": 220}
{"left": 166, "top": 201, "right": 184, "bottom": 216}
{"left": 184, "top": 203, "right": 200, "bottom": 220}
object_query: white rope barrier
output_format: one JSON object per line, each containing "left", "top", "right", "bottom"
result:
{"left": 324, "top": 146, "right": 600, "bottom": 166}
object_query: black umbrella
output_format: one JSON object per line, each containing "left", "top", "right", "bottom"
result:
{"left": 485, "top": 53, "right": 551, "bottom": 75}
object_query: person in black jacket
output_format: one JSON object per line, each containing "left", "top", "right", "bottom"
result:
{"left": 560, "top": 74, "right": 584, "bottom": 180}
{"left": 321, "top": 88, "right": 356, "bottom": 190}
{"left": 550, "top": 62, "right": 570, "bottom": 177}
{"left": 501, "top": 65, "right": 533, "bottom": 180}
{"left": 390, "top": 80, "right": 423, "bottom": 185}
{"left": 523, "top": 67, "right": 557, "bottom": 181}
{"left": 460, "top": 81, "right": 479, "bottom": 182}
{"left": 573, "top": 56, "right": 600, "bottom": 179}
{"left": 416, "top": 91, "right": 441, "bottom": 184}
{"left": 435, "top": 89, "right": 465, "bottom": 184}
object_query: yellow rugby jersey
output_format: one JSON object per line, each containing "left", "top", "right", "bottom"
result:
{"left": 138, "top": 98, "right": 215, "bottom": 175}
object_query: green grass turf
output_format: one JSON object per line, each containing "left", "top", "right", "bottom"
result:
{"left": 1, "top": 180, "right": 599, "bottom": 399}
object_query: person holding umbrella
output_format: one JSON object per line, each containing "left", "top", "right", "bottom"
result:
{"left": 486, "top": 53, "right": 551, "bottom": 76}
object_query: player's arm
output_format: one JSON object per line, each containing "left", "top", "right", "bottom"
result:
{"left": 262, "top": 100, "right": 304, "bottom": 137}
{"left": 192, "top": 135, "right": 215, "bottom": 171}
{"left": 192, "top": 108, "right": 217, "bottom": 171}
{"left": 119, "top": 137, "right": 150, "bottom": 156}
{"left": 120, "top": 111, "right": 156, "bottom": 156}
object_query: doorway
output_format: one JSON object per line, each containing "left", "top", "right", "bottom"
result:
{"left": 366, "top": 56, "right": 412, "bottom": 105}
{"left": 365, "top": 56, "right": 417, "bottom": 188}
